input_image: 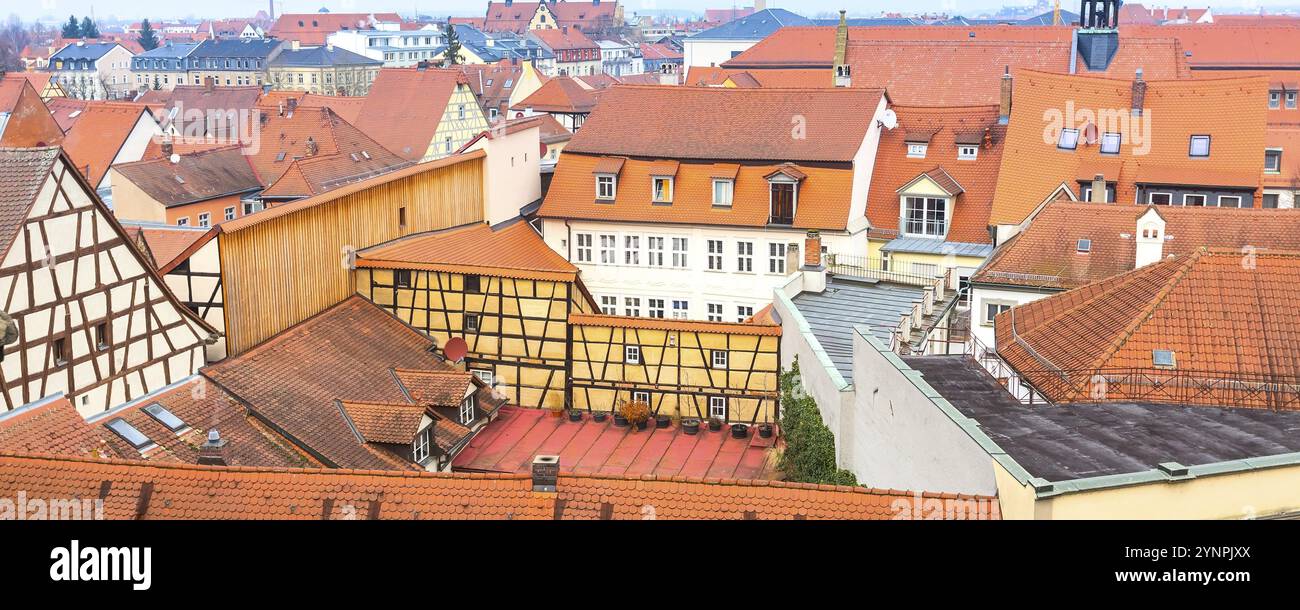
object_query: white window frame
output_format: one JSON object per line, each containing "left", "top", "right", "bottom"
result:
{"left": 736, "top": 305, "right": 754, "bottom": 322}
{"left": 1182, "top": 193, "right": 1207, "bottom": 206}
{"left": 632, "top": 390, "right": 651, "bottom": 405}
{"left": 465, "top": 313, "right": 480, "bottom": 332}
{"left": 1270, "top": 91, "right": 1283, "bottom": 109}
{"left": 983, "top": 300, "right": 1014, "bottom": 327}
{"left": 706, "top": 239, "right": 724, "bottom": 271}
{"left": 736, "top": 241, "right": 754, "bottom": 272}
{"left": 646, "top": 236, "right": 665, "bottom": 267}
{"left": 957, "top": 145, "right": 978, "bottom": 160}
{"left": 197, "top": 212, "right": 210, "bottom": 227}
{"left": 599, "top": 295, "right": 617, "bottom": 315}
{"left": 624, "top": 235, "right": 640, "bottom": 265}
{"left": 1217, "top": 195, "right": 1243, "bottom": 208}
{"left": 671, "top": 237, "right": 689, "bottom": 268}
{"left": 575, "top": 233, "right": 593, "bottom": 262}
{"left": 902, "top": 196, "right": 948, "bottom": 238}
{"left": 413, "top": 428, "right": 431, "bottom": 463}
{"left": 768, "top": 242, "right": 787, "bottom": 274}
{"left": 598, "top": 234, "right": 617, "bottom": 264}
{"left": 708, "top": 396, "right": 727, "bottom": 420}
{"left": 596, "top": 174, "right": 616, "bottom": 200}
{"left": 712, "top": 179, "right": 734, "bottom": 206}
{"left": 711, "top": 349, "right": 729, "bottom": 369}
{"left": 671, "top": 300, "right": 689, "bottom": 319}
{"left": 1147, "top": 192, "right": 1173, "bottom": 205}
{"left": 471, "top": 368, "right": 494, "bottom": 385}
{"left": 460, "top": 396, "right": 475, "bottom": 425}
{"left": 224, "top": 206, "right": 236, "bottom": 221}
{"left": 623, "top": 296, "right": 641, "bottom": 317}
{"left": 625, "top": 344, "right": 641, "bottom": 364}
{"left": 1288, "top": 91, "right": 1298, "bottom": 109}
{"left": 1266, "top": 148, "right": 1282, "bottom": 173}
{"left": 906, "top": 142, "right": 927, "bottom": 158}
{"left": 647, "top": 298, "right": 665, "bottom": 318}
{"left": 706, "top": 302, "right": 724, "bottom": 322}
{"left": 652, "top": 176, "right": 673, "bottom": 203}
{"left": 176, "top": 217, "right": 190, "bottom": 227}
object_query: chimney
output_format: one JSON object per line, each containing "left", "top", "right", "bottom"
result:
{"left": 204, "top": 75, "right": 215, "bottom": 91}
{"left": 305, "top": 136, "right": 317, "bottom": 157}
{"left": 287, "top": 97, "right": 297, "bottom": 113}
{"left": 532, "top": 455, "right": 559, "bottom": 492}
{"left": 161, "top": 138, "right": 174, "bottom": 158}
{"left": 998, "top": 66, "right": 1012, "bottom": 125}
{"left": 198, "top": 429, "right": 229, "bottom": 466}
{"left": 1134, "top": 207, "right": 1166, "bottom": 268}
{"left": 1131, "top": 68, "right": 1146, "bottom": 117}
{"left": 1090, "top": 174, "right": 1107, "bottom": 203}
{"left": 277, "top": 101, "right": 285, "bottom": 117}
{"left": 801, "top": 230, "right": 827, "bottom": 293}
{"left": 832, "top": 11, "right": 851, "bottom": 87}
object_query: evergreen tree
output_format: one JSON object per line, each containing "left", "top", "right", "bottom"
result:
{"left": 62, "top": 15, "right": 80, "bottom": 38}
{"left": 441, "top": 20, "right": 463, "bottom": 67}
{"left": 79, "top": 17, "right": 99, "bottom": 39}
{"left": 138, "top": 19, "right": 159, "bottom": 51}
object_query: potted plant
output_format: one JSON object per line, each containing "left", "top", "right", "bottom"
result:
{"left": 592, "top": 411, "right": 609, "bottom": 423}
{"left": 708, "top": 417, "right": 723, "bottom": 432}
{"left": 568, "top": 409, "right": 583, "bottom": 422}
{"left": 547, "top": 405, "right": 564, "bottom": 419}
{"left": 730, "top": 423, "right": 749, "bottom": 439}
{"left": 758, "top": 423, "right": 774, "bottom": 439}
{"left": 655, "top": 414, "right": 671, "bottom": 429}
{"left": 619, "top": 399, "right": 651, "bottom": 431}
{"left": 613, "top": 412, "right": 628, "bottom": 427}
{"left": 682, "top": 418, "right": 701, "bottom": 435}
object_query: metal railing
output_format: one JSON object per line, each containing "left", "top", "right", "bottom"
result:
{"left": 825, "top": 253, "right": 943, "bottom": 287}
{"left": 1012, "top": 367, "right": 1300, "bottom": 411}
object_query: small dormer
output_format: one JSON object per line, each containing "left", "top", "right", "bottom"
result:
{"left": 1135, "top": 206, "right": 1167, "bottom": 268}
{"left": 765, "top": 164, "right": 806, "bottom": 225}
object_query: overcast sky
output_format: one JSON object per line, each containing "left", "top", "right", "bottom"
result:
{"left": 10, "top": 1, "right": 1295, "bottom": 23}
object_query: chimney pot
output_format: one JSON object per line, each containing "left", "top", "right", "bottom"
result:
{"left": 998, "top": 67, "right": 1012, "bottom": 125}
{"left": 532, "top": 455, "right": 559, "bottom": 492}
{"left": 1090, "top": 174, "right": 1108, "bottom": 203}
{"left": 198, "top": 429, "right": 229, "bottom": 466}
{"left": 803, "top": 230, "right": 823, "bottom": 269}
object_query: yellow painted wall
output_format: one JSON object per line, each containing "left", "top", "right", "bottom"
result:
{"left": 425, "top": 84, "right": 491, "bottom": 160}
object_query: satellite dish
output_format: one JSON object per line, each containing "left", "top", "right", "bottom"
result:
{"left": 444, "top": 337, "right": 468, "bottom": 363}
{"left": 169, "top": 153, "right": 181, "bottom": 164}
{"left": 879, "top": 109, "right": 898, "bottom": 130}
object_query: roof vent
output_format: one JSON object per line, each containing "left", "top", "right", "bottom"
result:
{"left": 1076, "top": 238, "right": 1092, "bottom": 253}
{"left": 1157, "top": 462, "right": 1189, "bottom": 477}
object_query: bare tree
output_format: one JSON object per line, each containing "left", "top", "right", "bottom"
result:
{"left": 0, "top": 14, "right": 33, "bottom": 72}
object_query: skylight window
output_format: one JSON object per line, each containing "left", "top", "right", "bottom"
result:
{"left": 1077, "top": 238, "right": 1092, "bottom": 253}
{"left": 1152, "top": 349, "right": 1177, "bottom": 368}
{"left": 1100, "top": 132, "right": 1121, "bottom": 154}
{"left": 105, "top": 418, "right": 153, "bottom": 450}
{"left": 1057, "top": 128, "right": 1080, "bottom": 150}
{"left": 143, "top": 403, "right": 188, "bottom": 433}
{"left": 1189, "top": 135, "right": 1211, "bottom": 157}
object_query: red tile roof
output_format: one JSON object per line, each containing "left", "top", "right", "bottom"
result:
{"left": 201, "top": 296, "right": 476, "bottom": 470}
{"left": 512, "top": 75, "right": 600, "bottom": 114}
{"left": 483, "top": 1, "right": 620, "bottom": 34}
{"left": 974, "top": 202, "right": 1300, "bottom": 290}
{"left": 355, "top": 67, "right": 471, "bottom": 161}
{"left": 996, "top": 248, "right": 1300, "bottom": 408}
{"left": 454, "top": 405, "right": 781, "bottom": 479}
{"left": 1266, "top": 123, "right": 1300, "bottom": 188}
{"left": 564, "top": 85, "right": 885, "bottom": 162}
{"left": 0, "top": 76, "right": 63, "bottom": 147}
{"left": 245, "top": 106, "right": 410, "bottom": 199}
{"left": 989, "top": 70, "right": 1269, "bottom": 226}
{"left": 530, "top": 26, "right": 598, "bottom": 51}
{"left": 44, "top": 97, "right": 87, "bottom": 131}
{"left": 268, "top": 12, "right": 403, "bottom": 45}
{"left": 393, "top": 369, "right": 475, "bottom": 408}
{"left": 0, "top": 451, "right": 996, "bottom": 519}
{"left": 357, "top": 221, "right": 579, "bottom": 281}
{"left": 339, "top": 401, "right": 428, "bottom": 445}
{"left": 1124, "top": 24, "right": 1300, "bottom": 68}
{"left": 868, "top": 105, "right": 1004, "bottom": 244}
{"left": 59, "top": 101, "right": 156, "bottom": 186}
{"left": 121, "top": 222, "right": 215, "bottom": 271}
{"left": 111, "top": 145, "right": 261, "bottom": 207}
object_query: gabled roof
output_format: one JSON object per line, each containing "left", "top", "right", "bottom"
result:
{"left": 120, "top": 221, "right": 216, "bottom": 271}
{"left": 393, "top": 369, "right": 475, "bottom": 408}
{"left": 112, "top": 145, "right": 261, "bottom": 207}
{"left": 202, "top": 296, "right": 476, "bottom": 471}
{"left": 1122, "top": 24, "right": 1300, "bottom": 69}
{"left": 0, "top": 75, "right": 63, "bottom": 147}
{"left": 0, "top": 452, "right": 992, "bottom": 519}
{"left": 564, "top": 85, "right": 885, "bottom": 162}
{"left": 989, "top": 70, "right": 1268, "bottom": 226}
{"left": 188, "top": 38, "right": 282, "bottom": 59}
{"left": 355, "top": 67, "right": 469, "bottom": 161}
{"left": 269, "top": 12, "right": 404, "bottom": 45}
{"left": 691, "top": 8, "right": 813, "bottom": 40}
{"left": 245, "top": 106, "right": 410, "bottom": 197}
{"left": 357, "top": 221, "right": 579, "bottom": 281}
{"left": 270, "top": 45, "right": 382, "bottom": 67}
{"left": 512, "top": 75, "right": 599, "bottom": 114}
{"left": 338, "top": 401, "right": 428, "bottom": 445}
{"left": 973, "top": 202, "right": 1300, "bottom": 290}
{"left": 868, "top": 105, "right": 1003, "bottom": 244}
{"left": 529, "top": 26, "right": 598, "bottom": 51}
{"left": 57, "top": 101, "right": 156, "bottom": 187}
{"left": 49, "top": 41, "right": 124, "bottom": 61}
{"left": 995, "top": 248, "right": 1300, "bottom": 407}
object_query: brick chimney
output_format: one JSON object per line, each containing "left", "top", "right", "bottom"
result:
{"left": 198, "top": 429, "right": 229, "bottom": 466}
{"left": 800, "top": 230, "right": 826, "bottom": 293}
{"left": 1134, "top": 207, "right": 1166, "bottom": 268}
{"left": 532, "top": 455, "right": 559, "bottom": 492}
{"left": 833, "top": 11, "right": 851, "bottom": 88}
{"left": 1090, "top": 174, "right": 1107, "bottom": 202}
{"left": 998, "top": 66, "right": 1012, "bottom": 125}
{"left": 1131, "top": 68, "right": 1146, "bottom": 117}
{"left": 160, "top": 138, "right": 173, "bottom": 158}
{"left": 305, "top": 136, "right": 317, "bottom": 157}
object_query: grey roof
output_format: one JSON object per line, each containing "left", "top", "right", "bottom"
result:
{"left": 50, "top": 42, "right": 123, "bottom": 61}
{"left": 904, "top": 355, "right": 1300, "bottom": 482}
{"left": 271, "top": 46, "right": 381, "bottom": 67}
{"left": 134, "top": 42, "right": 199, "bottom": 59}
{"left": 880, "top": 237, "right": 993, "bottom": 258}
{"left": 791, "top": 277, "right": 924, "bottom": 380}
{"left": 190, "top": 38, "right": 282, "bottom": 59}
{"left": 691, "top": 9, "right": 814, "bottom": 40}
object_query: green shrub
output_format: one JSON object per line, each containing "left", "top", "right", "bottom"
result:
{"left": 778, "top": 359, "right": 859, "bottom": 486}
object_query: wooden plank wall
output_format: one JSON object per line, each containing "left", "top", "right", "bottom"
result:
{"left": 218, "top": 155, "right": 485, "bottom": 355}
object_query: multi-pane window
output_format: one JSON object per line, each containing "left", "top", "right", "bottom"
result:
{"left": 224, "top": 206, "right": 236, "bottom": 221}
{"left": 599, "top": 234, "right": 617, "bottom": 264}
{"left": 707, "top": 303, "right": 724, "bottom": 322}
{"left": 711, "top": 350, "right": 729, "bottom": 369}
{"left": 712, "top": 179, "right": 733, "bottom": 206}
{"left": 1270, "top": 91, "right": 1282, "bottom": 109}
{"left": 460, "top": 396, "right": 475, "bottom": 425}
{"left": 736, "top": 241, "right": 753, "bottom": 272}
{"left": 646, "top": 237, "right": 664, "bottom": 266}
{"left": 709, "top": 396, "right": 727, "bottom": 420}
{"left": 671, "top": 238, "right": 688, "bottom": 268}
{"left": 413, "top": 428, "right": 430, "bottom": 463}
{"left": 652, "top": 177, "right": 673, "bottom": 202}
{"left": 625, "top": 344, "right": 641, "bottom": 364}
{"left": 647, "top": 299, "right": 665, "bottom": 318}
{"left": 575, "top": 233, "right": 593, "bottom": 262}
{"left": 596, "top": 174, "right": 616, "bottom": 199}
{"left": 1288, "top": 91, "right": 1298, "bottom": 109}
{"left": 768, "top": 243, "right": 787, "bottom": 274}
{"left": 907, "top": 142, "right": 927, "bottom": 158}
{"left": 671, "top": 300, "right": 689, "bottom": 319}
{"left": 600, "top": 296, "right": 617, "bottom": 315}
{"left": 903, "top": 197, "right": 947, "bottom": 237}
{"left": 465, "top": 313, "right": 480, "bottom": 332}
{"left": 623, "top": 297, "right": 641, "bottom": 317}
{"left": 983, "top": 301, "right": 1012, "bottom": 326}
{"left": 707, "top": 240, "right": 724, "bottom": 270}
{"left": 736, "top": 305, "right": 754, "bottom": 322}
{"left": 624, "top": 235, "right": 640, "bottom": 265}
{"left": 957, "top": 145, "right": 978, "bottom": 160}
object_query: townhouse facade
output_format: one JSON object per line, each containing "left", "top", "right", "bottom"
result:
{"left": 267, "top": 43, "right": 383, "bottom": 96}
{"left": 130, "top": 42, "right": 200, "bottom": 92}
{"left": 530, "top": 27, "right": 601, "bottom": 77}
{"left": 47, "top": 41, "right": 135, "bottom": 100}
{"left": 184, "top": 38, "right": 285, "bottom": 88}
{"left": 537, "top": 85, "right": 890, "bottom": 322}
{"left": 326, "top": 27, "right": 447, "bottom": 67}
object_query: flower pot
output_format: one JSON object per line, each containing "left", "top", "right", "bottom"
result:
{"left": 758, "top": 424, "right": 774, "bottom": 439}
{"left": 655, "top": 415, "right": 671, "bottom": 429}
{"left": 548, "top": 409, "right": 564, "bottom": 419}
{"left": 592, "top": 412, "right": 608, "bottom": 423}
{"left": 568, "top": 410, "right": 583, "bottom": 422}
{"left": 708, "top": 419, "right": 723, "bottom": 432}
{"left": 730, "top": 424, "right": 749, "bottom": 439}
{"left": 633, "top": 420, "right": 648, "bottom": 431}
{"left": 613, "top": 414, "right": 629, "bottom": 427}
{"left": 682, "top": 419, "right": 700, "bottom": 435}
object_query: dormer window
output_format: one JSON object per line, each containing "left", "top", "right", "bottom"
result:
{"left": 712, "top": 179, "right": 734, "bottom": 206}
{"left": 596, "top": 174, "right": 616, "bottom": 200}
{"left": 1100, "top": 132, "right": 1121, "bottom": 154}
{"left": 957, "top": 145, "right": 978, "bottom": 160}
{"left": 1057, "top": 128, "right": 1080, "bottom": 150}
{"left": 1266, "top": 149, "right": 1282, "bottom": 173}
{"left": 902, "top": 196, "right": 948, "bottom": 238}
{"left": 652, "top": 177, "right": 673, "bottom": 202}
{"left": 1270, "top": 90, "right": 1283, "bottom": 109}
{"left": 1189, "top": 135, "right": 1211, "bottom": 157}
{"left": 1288, "top": 91, "right": 1298, "bottom": 109}
{"left": 906, "top": 142, "right": 928, "bottom": 158}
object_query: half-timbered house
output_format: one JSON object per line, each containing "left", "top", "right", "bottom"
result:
{"left": 121, "top": 221, "right": 226, "bottom": 360}
{"left": 0, "top": 147, "right": 218, "bottom": 417}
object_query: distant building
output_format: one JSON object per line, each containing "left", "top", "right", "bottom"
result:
{"left": 482, "top": 1, "right": 624, "bottom": 35}
{"left": 529, "top": 27, "right": 601, "bottom": 77}
{"left": 185, "top": 38, "right": 285, "bottom": 88}
{"left": 130, "top": 41, "right": 200, "bottom": 92}
{"left": 683, "top": 8, "right": 812, "bottom": 69}
{"left": 268, "top": 43, "right": 383, "bottom": 96}
{"left": 47, "top": 41, "right": 136, "bottom": 100}
{"left": 355, "top": 67, "right": 491, "bottom": 161}
{"left": 326, "top": 26, "right": 446, "bottom": 67}
{"left": 267, "top": 12, "right": 404, "bottom": 46}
